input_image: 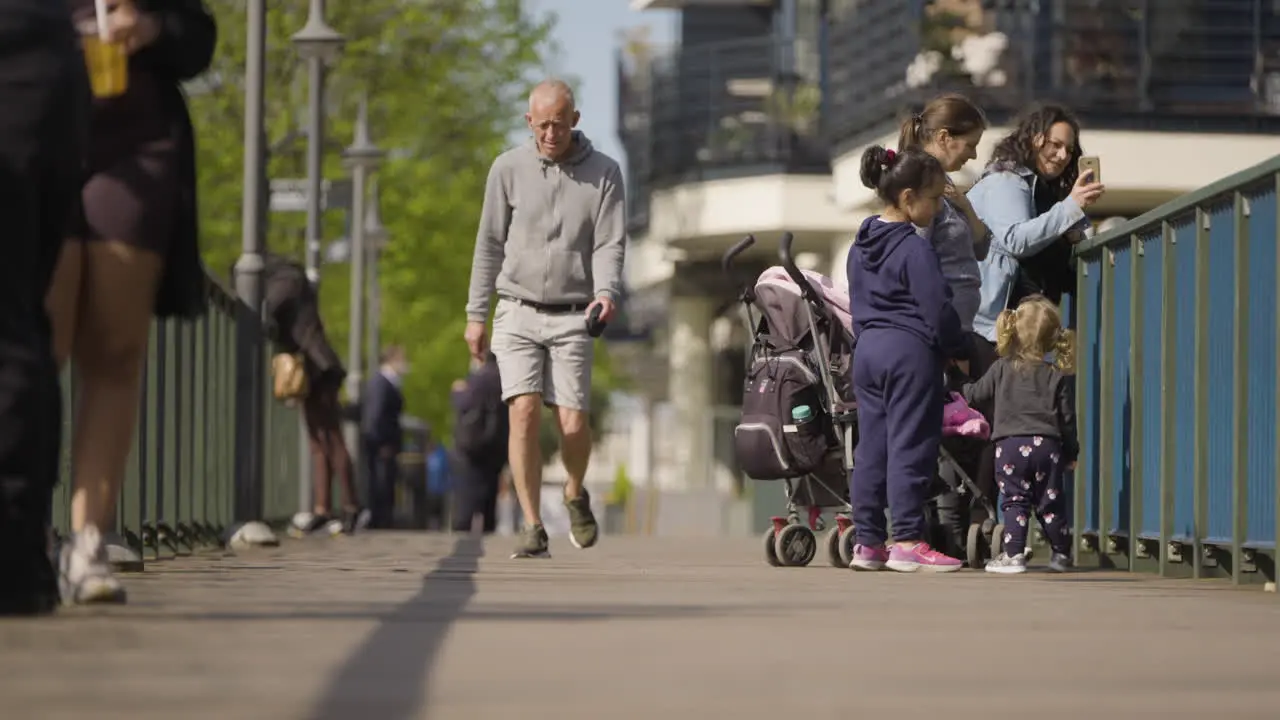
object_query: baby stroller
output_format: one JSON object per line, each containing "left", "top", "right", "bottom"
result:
{"left": 723, "top": 232, "right": 1000, "bottom": 569}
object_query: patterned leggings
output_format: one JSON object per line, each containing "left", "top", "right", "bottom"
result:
{"left": 994, "top": 435, "right": 1071, "bottom": 557}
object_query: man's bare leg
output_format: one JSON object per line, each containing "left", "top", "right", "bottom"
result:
{"left": 556, "top": 405, "right": 599, "bottom": 548}
{"left": 556, "top": 406, "right": 590, "bottom": 499}
{"left": 508, "top": 393, "right": 544, "bottom": 528}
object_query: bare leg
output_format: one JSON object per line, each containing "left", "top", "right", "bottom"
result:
{"left": 555, "top": 405, "right": 591, "bottom": 500}
{"left": 303, "top": 388, "right": 333, "bottom": 516}
{"left": 507, "top": 393, "right": 543, "bottom": 527}
{"left": 68, "top": 241, "right": 162, "bottom": 532}
{"left": 46, "top": 240, "right": 84, "bottom": 370}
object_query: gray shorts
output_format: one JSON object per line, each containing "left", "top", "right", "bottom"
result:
{"left": 490, "top": 298, "right": 594, "bottom": 411}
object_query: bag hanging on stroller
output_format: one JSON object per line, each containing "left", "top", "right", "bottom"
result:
{"left": 735, "top": 342, "right": 830, "bottom": 481}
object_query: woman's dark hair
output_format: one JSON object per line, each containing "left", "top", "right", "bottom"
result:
{"left": 988, "top": 102, "right": 1083, "bottom": 201}
{"left": 859, "top": 146, "right": 945, "bottom": 206}
{"left": 898, "top": 93, "right": 987, "bottom": 151}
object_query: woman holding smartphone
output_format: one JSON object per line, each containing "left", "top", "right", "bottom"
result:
{"left": 49, "top": 0, "right": 215, "bottom": 605}
{"left": 967, "top": 103, "right": 1105, "bottom": 352}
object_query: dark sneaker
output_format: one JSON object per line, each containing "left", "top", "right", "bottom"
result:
{"left": 1047, "top": 552, "right": 1072, "bottom": 573}
{"left": 564, "top": 490, "right": 599, "bottom": 549}
{"left": 341, "top": 507, "right": 372, "bottom": 535}
{"left": 511, "top": 524, "right": 550, "bottom": 559}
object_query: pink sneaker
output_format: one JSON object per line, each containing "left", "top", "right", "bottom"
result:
{"left": 886, "top": 542, "right": 963, "bottom": 573}
{"left": 849, "top": 543, "right": 889, "bottom": 571}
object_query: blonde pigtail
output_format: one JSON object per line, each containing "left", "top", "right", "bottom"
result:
{"left": 994, "top": 309, "right": 1019, "bottom": 361}
{"left": 1053, "top": 328, "right": 1077, "bottom": 374}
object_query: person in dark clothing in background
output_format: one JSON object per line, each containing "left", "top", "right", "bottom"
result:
{"left": 451, "top": 353, "right": 508, "bottom": 534}
{"left": 423, "top": 439, "right": 452, "bottom": 530}
{"left": 362, "top": 345, "right": 407, "bottom": 529}
{"left": 262, "top": 252, "right": 367, "bottom": 536}
{"left": 846, "top": 145, "right": 967, "bottom": 575}
{"left": 0, "top": 0, "right": 89, "bottom": 616}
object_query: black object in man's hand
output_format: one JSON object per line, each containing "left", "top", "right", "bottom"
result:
{"left": 585, "top": 304, "right": 608, "bottom": 338}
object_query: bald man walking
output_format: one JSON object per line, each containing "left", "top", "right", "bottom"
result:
{"left": 464, "top": 79, "right": 627, "bottom": 558}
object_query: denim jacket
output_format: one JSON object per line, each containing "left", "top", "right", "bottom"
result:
{"left": 920, "top": 176, "right": 989, "bottom": 333}
{"left": 966, "top": 163, "right": 1089, "bottom": 341}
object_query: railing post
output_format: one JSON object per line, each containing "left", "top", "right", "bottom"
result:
{"left": 1129, "top": 233, "right": 1145, "bottom": 572}
{"left": 1192, "top": 207, "right": 1210, "bottom": 579}
{"left": 1097, "top": 249, "right": 1114, "bottom": 567}
{"left": 1232, "top": 191, "right": 1250, "bottom": 584}
{"left": 1159, "top": 221, "right": 1176, "bottom": 577}
{"left": 226, "top": 301, "right": 278, "bottom": 548}
{"left": 1274, "top": 171, "right": 1280, "bottom": 593}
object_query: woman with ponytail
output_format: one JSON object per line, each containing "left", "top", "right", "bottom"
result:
{"left": 898, "top": 93, "right": 989, "bottom": 336}
{"left": 898, "top": 94, "right": 994, "bottom": 556}
{"left": 961, "top": 294, "right": 1077, "bottom": 574}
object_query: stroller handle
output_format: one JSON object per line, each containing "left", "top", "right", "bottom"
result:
{"left": 777, "top": 231, "right": 821, "bottom": 305}
{"left": 722, "top": 234, "right": 756, "bottom": 275}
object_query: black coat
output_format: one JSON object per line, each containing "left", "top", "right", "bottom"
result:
{"left": 135, "top": 0, "right": 217, "bottom": 319}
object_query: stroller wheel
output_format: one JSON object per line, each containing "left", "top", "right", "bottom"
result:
{"left": 981, "top": 517, "right": 996, "bottom": 536}
{"left": 763, "top": 528, "right": 783, "bottom": 567}
{"left": 837, "top": 524, "right": 857, "bottom": 568}
{"left": 992, "top": 524, "right": 1007, "bottom": 558}
{"left": 823, "top": 527, "right": 840, "bottom": 567}
{"left": 966, "top": 522, "right": 987, "bottom": 569}
{"left": 775, "top": 524, "right": 817, "bottom": 567}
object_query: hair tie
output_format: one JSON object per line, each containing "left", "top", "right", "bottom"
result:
{"left": 912, "top": 113, "right": 923, "bottom": 126}
{"left": 882, "top": 148, "right": 896, "bottom": 169}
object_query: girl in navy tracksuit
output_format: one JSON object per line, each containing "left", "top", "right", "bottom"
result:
{"left": 847, "top": 146, "right": 969, "bottom": 573}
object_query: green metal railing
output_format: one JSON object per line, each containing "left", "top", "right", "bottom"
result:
{"left": 51, "top": 277, "right": 301, "bottom": 561}
{"left": 1073, "top": 154, "right": 1280, "bottom": 587}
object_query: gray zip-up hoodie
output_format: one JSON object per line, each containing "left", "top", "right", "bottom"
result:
{"left": 465, "top": 130, "right": 627, "bottom": 322}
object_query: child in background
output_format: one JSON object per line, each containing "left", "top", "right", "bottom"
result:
{"left": 962, "top": 294, "right": 1077, "bottom": 574}
{"left": 847, "top": 146, "right": 969, "bottom": 573}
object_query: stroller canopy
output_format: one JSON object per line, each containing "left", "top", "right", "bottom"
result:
{"left": 754, "top": 266, "right": 853, "bottom": 341}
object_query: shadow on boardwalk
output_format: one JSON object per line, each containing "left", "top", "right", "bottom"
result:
{"left": 306, "top": 534, "right": 483, "bottom": 720}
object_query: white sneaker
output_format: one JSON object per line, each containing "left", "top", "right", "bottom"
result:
{"left": 984, "top": 552, "right": 1028, "bottom": 575}
{"left": 59, "top": 525, "right": 127, "bottom": 605}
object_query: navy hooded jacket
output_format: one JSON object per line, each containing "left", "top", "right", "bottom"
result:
{"left": 847, "top": 216, "right": 967, "bottom": 360}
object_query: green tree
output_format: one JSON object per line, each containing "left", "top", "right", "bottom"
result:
{"left": 193, "top": 0, "right": 627, "bottom": 438}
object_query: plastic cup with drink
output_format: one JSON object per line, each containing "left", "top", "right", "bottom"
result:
{"left": 79, "top": 0, "right": 128, "bottom": 99}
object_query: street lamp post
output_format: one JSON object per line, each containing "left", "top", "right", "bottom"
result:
{"left": 290, "top": 0, "right": 344, "bottom": 286}
{"left": 290, "top": 0, "right": 344, "bottom": 520}
{"left": 363, "top": 179, "right": 388, "bottom": 375}
{"left": 227, "top": 0, "right": 275, "bottom": 548}
{"left": 342, "top": 97, "right": 385, "bottom": 474}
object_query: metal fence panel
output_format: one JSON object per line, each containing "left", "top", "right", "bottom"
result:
{"left": 1076, "top": 255, "right": 1103, "bottom": 551}
{"left": 51, "top": 278, "right": 302, "bottom": 564}
{"left": 1244, "top": 184, "right": 1279, "bottom": 551}
{"left": 1076, "top": 153, "right": 1280, "bottom": 587}
{"left": 1137, "top": 228, "right": 1164, "bottom": 545}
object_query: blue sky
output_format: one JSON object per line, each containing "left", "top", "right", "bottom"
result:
{"left": 521, "top": 0, "right": 678, "bottom": 175}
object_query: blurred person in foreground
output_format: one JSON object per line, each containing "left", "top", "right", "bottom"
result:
{"left": 0, "top": 0, "right": 89, "bottom": 616}
{"left": 46, "top": 0, "right": 216, "bottom": 606}
{"left": 464, "top": 79, "right": 626, "bottom": 558}
{"left": 450, "top": 353, "right": 508, "bottom": 534}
